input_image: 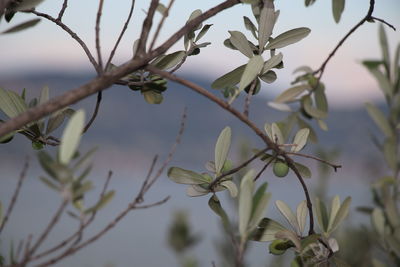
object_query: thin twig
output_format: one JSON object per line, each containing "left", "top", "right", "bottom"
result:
{"left": 29, "top": 10, "right": 101, "bottom": 74}
{"left": 105, "top": 0, "right": 136, "bottom": 69}
{"left": 370, "top": 16, "right": 396, "bottom": 31}
{"left": 208, "top": 148, "right": 270, "bottom": 190}
{"left": 137, "top": 0, "right": 160, "bottom": 56}
{"left": 57, "top": 0, "right": 68, "bottom": 21}
{"left": 286, "top": 152, "right": 342, "bottom": 172}
{"left": 149, "top": 0, "right": 176, "bottom": 51}
{"left": 254, "top": 156, "right": 275, "bottom": 181}
{"left": 133, "top": 196, "right": 171, "bottom": 209}
{"left": 95, "top": 0, "right": 105, "bottom": 72}
{"left": 0, "top": 158, "right": 29, "bottom": 234}
{"left": 244, "top": 79, "right": 257, "bottom": 117}
{"left": 83, "top": 91, "right": 102, "bottom": 133}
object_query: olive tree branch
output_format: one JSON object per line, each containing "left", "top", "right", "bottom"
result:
{"left": 0, "top": 0, "right": 241, "bottom": 138}
{"left": 0, "top": 158, "right": 29, "bottom": 234}
{"left": 57, "top": 0, "right": 68, "bottom": 21}
{"left": 95, "top": 0, "right": 105, "bottom": 71}
{"left": 286, "top": 152, "right": 342, "bottom": 172}
{"left": 149, "top": 0, "right": 176, "bottom": 51}
{"left": 254, "top": 156, "right": 275, "bottom": 181}
{"left": 136, "top": 0, "right": 159, "bottom": 56}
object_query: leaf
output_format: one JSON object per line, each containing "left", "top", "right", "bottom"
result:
{"left": 40, "top": 176, "right": 60, "bottom": 191}
{"left": 296, "top": 200, "right": 308, "bottom": 234}
{"left": 332, "top": 0, "right": 345, "bottom": 23}
{"left": 258, "top": 0, "right": 275, "bottom": 50}
{"left": 186, "top": 185, "right": 209, "bottom": 197}
{"left": 239, "top": 170, "right": 255, "bottom": 238}
{"left": 275, "top": 85, "right": 309, "bottom": 103}
{"left": 249, "top": 192, "right": 271, "bottom": 232}
{"left": 195, "top": 24, "right": 212, "bottom": 42}
{"left": 208, "top": 195, "right": 230, "bottom": 229}
{"left": 368, "top": 67, "right": 393, "bottom": 98}
{"left": 296, "top": 117, "right": 318, "bottom": 143}
{"left": 266, "top": 28, "right": 311, "bottom": 50}
{"left": 276, "top": 200, "right": 300, "bottom": 234}
{"left": 2, "top": 18, "right": 41, "bottom": 34}
{"left": 314, "top": 85, "right": 328, "bottom": 113}
{"left": 252, "top": 218, "right": 286, "bottom": 242}
{"left": 211, "top": 64, "right": 246, "bottom": 89}
{"left": 365, "top": 102, "right": 393, "bottom": 138}
{"left": 302, "top": 95, "right": 327, "bottom": 119}
{"left": 221, "top": 180, "right": 238, "bottom": 198}
{"left": 214, "top": 126, "right": 231, "bottom": 174}
{"left": 153, "top": 51, "right": 185, "bottom": 70}
{"left": 46, "top": 108, "right": 71, "bottom": 135}
{"left": 238, "top": 55, "right": 264, "bottom": 92}
{"left": 271, "top": 123, "right": 284, "bottom": 144}
{"left": 275, "top": 229, "right": 301, "bottom": 251}
{"left": 229, "top": 31, "right": 253, "bottom": 58}
{"left": 291, "top": 128, "right": 310, "bottom": 152}
{"left": 327, "top": 195, "right": 341, "bottom": 231}
{"left": 259, "top": 70, "right": 277, "bottom": 84}
{"left": 329, "top": 196, "right": 351, "bottom": 233}
{"left": 156, "top": 3, "right": 167, "bottom": 15}
{"left": 371, "top": 208, "right": 385, "bottom": 237}
{"left": 243, "top": 16, "right": 257, "bottom": 39}
{"left": 74, "top": 147, "right": 98, "bottom": 170}
{"left": 59, "top": 109, "right": 85, "bottom": 165}
{"left": 143, "top": 91, "right": 163, "bottom": 104}
{"left": 268, "top": 102, "right": 292, "bottom": 112}
{"left": 384, "top": 138, "right": 397, "bottom": 171}
{"left": 168, "top": 167, "right": 209, "bottom": 185}
{"left": 379, "top": 24, "right": 390, "bottom": 72}
{"left": 262, "top": 53, "right": 283, "bottom": 74}
{"left": 293, "top": 162, "right": 311, "bottom": 178}
{"left": 13, "top": 0, "right": 45, "bottom": 11}
{"left": 0, "top": 88, "right": 27, "bottom": 118}
{"left": 315, "top": 198, "right": 329, "bottom": 232}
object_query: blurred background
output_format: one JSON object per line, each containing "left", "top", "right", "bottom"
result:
{"left": 0, "top": 0, "right": 400, "bottom": 266}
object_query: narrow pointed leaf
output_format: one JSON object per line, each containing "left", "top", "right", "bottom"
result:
{"left": 328, "top": 195, "right": 341, "bottom": 231}
{"left": 330, "top": 197, "right": 351, "bottom": 233}
{"left": 252, "top": 218, "right": 286, "bottom": 242}
{"left": 249, "top": 193, "right": 271, "bottom": 232}
{"left": 187, "top": 185, "right": 209, "bottom": 197}
{"left": 262, "top": 53, "right": 283, "bottom": 74}
{"left": 276, "top": 200, "right": 300, "bottom": 234}
{"left": 2, "top": 18, "right": 41, "bottom": 34}
{"left": 296, "top": 200, "right": 308, "bottom": 234}
{"left": 379, "top": 24, "right": 390, "bottom": 71}
{"left": 221, "top": 180, "right": 238, "bottom": 198}
{"left": 291, "top": 128, "right": 309, "bottom": 152}
{"left": 153, "top": 51, "right": 185, "bottom": 70}
{"left": 0, "top": 88, "right": 27, "bottom": 118}
{"left": 215, "top": 126, "right": 231, "bottom": 174}
{"left": 195, "top": 24, "right": 212, "bottom": 42}
{"left": 266, "top": 27, "right": 311, "bottom": 50}
{"left": 211, "top": 64, "right": 246, "bottom": 89}
{"left": 258, "top": 0, "right": 275, "bottom": 50}
{"left": 332, "top": 0, "right": 345, "bottom": 23}
{"left": 243, "top": 16, "right": 257, "bottom": 39}
{"left": 271, "top": 123, "right": 284, "bottom": 144}
{"left": 275, "top": 85, "right": 309, "bottom": 103}
{"left": 238, "top": 55, "right": 264, "bottom": 91}
{"left": 59, "top": 109, "right": 85, "bottom": 165}
{"left": 315, "top": 198, "right": 329, "bottom": 232}
{"left": 239, "top": 170, "right": 255, "bottom": 237}
{"left": 365, "top": 102, "right": 393, "bottom": 138}
{"left": 168, "top": 167, "right": 209, "bottom": 185}
{"left": 229, "top": 31, "right": 253, "bottom": 58}
{"left": 208, "top": 195, "right": 230, "bottom": 229}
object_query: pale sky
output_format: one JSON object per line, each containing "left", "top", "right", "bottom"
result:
{"left": 0, "top": 0, "right": 399, "bottom": 108}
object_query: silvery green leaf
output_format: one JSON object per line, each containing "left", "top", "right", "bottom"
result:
{"left": 215, "top": 126, "right": 231, "bottom": 174}
{"left": 0, "top": 88, "right": 27, "bottom": 118}
{"left": 327, "top": 195, "right": 341, "bottom": 231}
{"left": 275, "top": 229, "right": 301, "bottom": 251}
{"left": 252, "top": 218, "right": 286, "bottom": 242}
{"left": 329, "top": 196, "right": 351, "bottom": 233}
{"left": 143, "top": 91, "right": 163, "bottom": 104}
{"left": 262, "top": 53, "right": 283, "bottom": 73}
{"left": 259, "top": 70, "right": 277, "bottom": 84}
{"left": 302, "top": 95, "right": 327, "bottom": 119}
{"left": 248, "top": 192, "right": 271, "bottom": 232}
{"left": 371, "top": 208, "right": 385, "bottom": 237}
{"left": 315, "top": 197, "right": 329, "bottom": 232}
{"left": 317, "top": 119, "right": 328, "bottom": 131}
{"left": 293, "top": 162, "right": 311, "bottom": 178}
{"left": 221, "top": 180, "right": 238, "bottom": 198}
{"left": 271, "top": 123, "right": 284, "bottom": 144}
{"left": 267, "top": 102, "right": 292, "bottom": 112}
{"left": 393, "top": 44, "right": 399, "bottom": 89}
{"left": 187, "top": 185, "right": 209, "bottom": 197}
{"left": 266, "top": 27, "right": 311, "bottom": 50}
{"left": 264, "top": 123, "right": 273, "bottom": 140}
{"left": 74, "top": 147, "right": 98, "bottom": 170}
{"left": 275, "top": 85, "right": 309, "bottom": 103}
{"left": 258, "top": 0, "right": 275, "bottom": 50}
{"left": 238, "top": 55, "right": 264, "bottom": 92}
{"left": 2, "top": 18, "right": 41, "bottom": 34}
{"left": 239, "top": 170, "right": 255, "bottom": 238}
{"left": 314, "top": 85, "right": 328, "bottom": 113}
{"left": 291, "top": 128, "right": 309, "bottom": 152}
{"left": 293, "top": 65, "right": 313, "bottom": 74}
{"left": 296, "top": 200, "right": 308, "bottom": 234}
{"left": 208, "top": 195, "right": 230, "bottom": 229}
{"left": 153, "top": 51, "right": 185, "bottom": 70}
{"left": 168, "top": 167, "right": 209, "bottom": 185}
{"left": 379, "top": 24, "right": 390, "bottom": 72}
{"left": 297, "top": 117, "right": 318, "bottom": 143}
{"left": 243, "top": 16, "right": 257, "bottom": 39}
{"left": 205, "top": 161, "right": 216, "bottom": 173}
{"left": 365, "top": 102, "right": 393, "bottom": 138}
{"left": 332, "top": 0, "right": 345, "bottom": 23}
{"left": 211, "top": 64, "right": 246, "bottom": 89}
{"left": 187, "top": 9, "right": 202, "bottom": 30}
{"left": 384, "top": 138, "right": 397, "bottom": 171}
{"left": 59, "top": 109, "right": 85, "bottom": 164}
{"left": 229, "top": 31, "right": 253, "bottom": 58}
{"left": 195, "top": 24, "right": 212, "bottom": 42}
{"left": 45, "top": 108, "right": 72, "bottom": 135}
{"left": 368, "top": 67, "right": 393, "bottom": 98}
{"left": 13, "top": 0, "right": 45, "bottom": 11}
{"left": 276, "top": 200, "right": 300, "bottom": 234}
{"left": 156, "top": 3, "right": 167, "bottom": 15}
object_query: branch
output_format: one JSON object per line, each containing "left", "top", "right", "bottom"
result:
{"left": 83, "top": 91, "right": 102, "bottom": 133}
{"left": 136, "top": 0, "right": 159, "bottom": 55}
{"left": 208, "top": 148, "right": 270, "bottom": 190}
{"left": 57, "top": 0, "right": 68, "bottom": 21}
{"left": 286, "top": 152, "right": 342, "bottom": 172}
{"left": 254, "top": 156, "right": 275, "bottom": 181}
{"left": 0, "top": 0, "right": 241, "bottom": 138}
{"left": 29, "top": 10, "right": 101, "bottom": 74}
{"left": 149, "top": 0, "right": 176, "bottom": 51}
{"left": 95, "top": 0, "right": 104, "bottom": 71}
{"left": 0, "top": 158, "right": 29, "bottom": 234}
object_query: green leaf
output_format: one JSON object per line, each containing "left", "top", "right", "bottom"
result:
{"left": 384, "top": 138, "right": 398, "bottom": 171}
{"left": 2, "top": 18, "right": 41, "bottom": 34}
{"left": 296, "top": 200, "right": 308, "bottom": 234}
{"left": 296, "top": 117, "right": 318, "bottom": 143}
{"left": 291, "top": 128, "right": 309, "bottom": 152}
{"left": 271, "top": 122, "right": 284, "bottom": 144}
{"left": 302, "top": 95, "right": 327, "bottom": 119}
{"left": 243, "top": 16, "right": 257, "bottom": 39}
{"left": 221, "top": 180, "right": 238, "bottom": 198}
{"left": 327, "top": 195, "right": 341, "bottom": 231}
{"left": 332, "top": 0, "right": 345, "bottom": 23}
{"left": 59, "top": 109, "right": 85, "bottom": 165}
{"left": 239, "top": 170, "right": 255, "bottom": 238}
{"left": 379, "top": 24, "right": 390, "bottom": 72}
{"left": 371, "top": 208, "right": 385, "bottom": 237}
{"left": 275, "top": 85, "right": 309, "bottom": 103}
{"left": 195, "top": 24, "right": 212, "bottom": 42}
{"left": 229, "top": 31, "right": 253, "bottom": 58}
{"left": 211, "top": 64, "right": 246, "bottom": 89}
{"left": 208, "top": 195, "right": 230, "bottom": 229}
{"left": 293, "top": 162, "right": 311, "bottom": 178}
{"left": 314, "top": 85, "right": 328, "bottom": 113}
{"left": 168, "top": 167, "right": 209, "bottom": 185}
{"left": 368, "top": 67, "right": 393, "bottom": 98}
{"left": 315, "top": 197, "right": 329, "bottom": 232}
{"left": 252, "top": 218, "right": 286, "bottom": 242}
{"left": 186, "top": 185, "right": 209, "bottom": 197}
{"left": 214, "top": 126, "right": 231, "bottom": 174}
{"left": 249, "top": 192, "right": 271, "bottom": 232}
{"left": 276, "top": 200, "right": 300, "bottom": 234}
{"left": 259, "top": 70, "right": 277, "bottom": 84}
{"left": 0, "top": 88, "right": 28, "bottom": 118}
{"left": 238, "top": 55, "right": 264, "bottom": 92}
{"left": 365, "top": 102, "right": 393, "bottom": 138}
{"left": 153, "top": 51, "right": 185, "bottom": 70}
{"left": 143, "top": 90, "right": 163, "bottom": 104}
{"left": 13, "top": 0, "right": 45, "bottom": 11}
{"left": 266, "top": 27, "right": 311, "bottom": 50}
{"left": 329, "top": 196, "right": 351, "bottom": 233}
{"left": 275, "top": 229, "right": 301, "bottom": 251}
{"left": 262, "top": 53, "right": 283, "bottom": 74}
{"left": 46, "top": 108, "right": 72, "bottom": 135}
{"left": 258, "top": 0, "right": 275, "bottom": 50}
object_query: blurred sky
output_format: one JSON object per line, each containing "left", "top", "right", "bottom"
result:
{"left": 0, "top": 0, "right": 399, "bottom": 108}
